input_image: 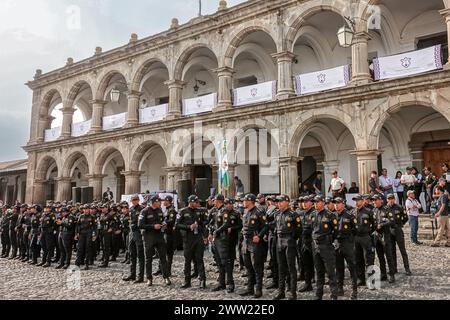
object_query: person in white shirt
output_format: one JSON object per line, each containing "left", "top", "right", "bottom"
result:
{"left": 400, "top": 167, "right": 417, "bottom": 202}
{"left": 328, "top": 171, "right": 345, "bottom": 198}
{"left": 379, "top": 168, "right": 394, "bottom": 197}
{"left": 393, "top": 171, "right": 405, "bottom": 206}
{"left": 405, "top": 190, "right": 422, "bottom": 245}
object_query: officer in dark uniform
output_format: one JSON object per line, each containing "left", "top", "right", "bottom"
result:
{"left": 175, "top": 195, "right": 208, "bottom": 289}
{"left": 75, "top": 205, "right": 97, "bottom": 270}
{"left": 0, "top": 207, "right": 11, "bottom": 258}
{"left": 89, "top": 204, "right": 100, "bottom": 264}
{"left": 266, "top": 195, "right": 279, "bottom": 289}
{"left": 123, "top": 195, "right": 145, "bottom": 283}
{"left": 37, "top": 204, "right": 57, "bottom": 267}
{"left": 273, "top": 195, "right": 302, "bottom": 300}
{"left": 372, "top": 194, "right": 396, "bottom": 283}
{"left": 311, "top": 195, "right": 338, "bottom": 300}
{"left": 333, "top": 197, "right": 358, "bottom": 299}
{"left": 8, "top": 205, "right": 19, "bottom": 259}
{"left": 297, "top": 195, "right": 315, "bottom": 292}
{"left": 209, "top": 197, "right": 242, "bottom": 293}
{"left": 98, "top": 205, "right": 117, "bottom": 268}
{"left": 28, "top": 205, "right": 41, "bottom": 265}
{"left": 110, "top": 205, "right": 122, "bottom": 261}
{"left": 162, "top": 195, "right": 177, "bottom": 276}
{"left": 56, "top": 207, "right": 76, "bottom": 269}
{"left": 52, "top": 204, "right": 62, "bottom": 263}
{"left": 235, "top": 196, "right": 246, "bottom": 272}
{"left": 325, "top": 197, "right": 335, "bottom": 213}
{"left": 207, "top": 194, "right": 225, "bottom": 269}
{"left": 256, "top": 194, "right": 269, "bottom": 264}
{"left": 139, "top": 195, "right": 171, "bottom": 287}
{"left": 120, "top": 202, "right": 130, "bottom": 264}
{"left": 21, "top": 206, "right": 32, "bottom": 262}
{"left": 15, "top": 205, "right": 27, "bottom": 260}
{"left": 96, "top": 204, "right": 108, "bottom": 261}
{"left": 239, "top": 194, "right": 268, "bottom": 299}
{"left": 363, "top": 194, "right": 375, "bottom": 211}
{"left": 385, "top": 193, "right": 411, "bottom": 275}
{"left": 352, "top": 194, "right": 376, "bottom": 286}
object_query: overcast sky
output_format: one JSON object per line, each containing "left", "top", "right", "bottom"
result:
{"left": 0, "top": 0, "right": 246, "bottom": 162}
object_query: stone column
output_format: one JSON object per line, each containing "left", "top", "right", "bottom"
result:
{"left": 392, "top": 156, "right": 413, "bottom": 172}
{"left": 55, "top": 177, "right": 72, "bottom": 202}
{"left": 89, "top": 100, "right": 107, "bottom": 134}
{"left": 214, "top": 67, "right": 234, "bottom": 111}
{"left": 33, "top": 179, "right": 46, "bottom": 205}
{"left": 126, "top": 91, "right": 141, "bottom": 127}
{"left": 351, "top": 32, "right": 372, "bottom": 84}
{"left": 279, "top": 156, "right": 301, "bottom": 199}
{"left": 60, "top": 106, "right": 75, "bottom": 139}
{"left": 165, "top": 167, "right": 183, "bottom": 191}
{"left": 122, "top": 171, "right": 143, "bottom": 195}
{"left": 87, "top": 174, "right": 106, "bottom": 201}
{"left": 181, "top": 167, "right": 191, "bottom": 180}
{"left": 352, "top": 150, "right": 380, "bottom": 195}
{"left": 165, "top": 80, "right": 185, "bottom": 120}
{"left": 322, "top": 160, "right": 340, "bottom": 196}
{"left": 37, "top": 115, "right": 55, "bottom": 143}
{"left": 272, "top": 51, "right": 296, "bottom": 100}
{"left": 440, "top": 8, "right": 450, "bottom": 69}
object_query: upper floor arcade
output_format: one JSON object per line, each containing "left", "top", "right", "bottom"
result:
{"left": 25, "top": 0, "right": 450, "bottom": 145}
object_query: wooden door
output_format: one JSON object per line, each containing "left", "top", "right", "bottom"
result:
{"left": 424, "top": 148, "right": 450, "bottom": 178}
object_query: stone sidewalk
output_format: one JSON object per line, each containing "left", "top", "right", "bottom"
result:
{"left": 0, "top": 241, "right": 449, "bottom": 300}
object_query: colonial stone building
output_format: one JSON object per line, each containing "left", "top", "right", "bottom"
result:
{"left": 24, "top": 0, "right": 450, "bottom": 204}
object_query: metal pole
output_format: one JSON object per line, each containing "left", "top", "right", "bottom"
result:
{"left": 198, "top": 0, "right": 202, "bottom": 16}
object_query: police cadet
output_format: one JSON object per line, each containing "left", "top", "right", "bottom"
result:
{"left": 209, "top": 197, "right": 242, "bottom": 293}
{"left": 21, "top": 206, "right": 32, "bottom": 262}
{"left": 9, "top": 205, "right": 19, "bottom": 260}
{"left": 273, "top": 195, "right": 302, "bottom": 300}
{"left": 297, "top": 195, "right": 315, "bottom": 292}
{"left": 385, "top": 193, "right": 412, "bottom": 275}
{"left": 16, "top": 204, "right": 28, "bottom": 261}
{"left": 56, "top": 207, "right": 76, "bottom": 269}
{"left": 372, "top": 194, "right": 396, "bottom": 283}
{"left": 110, "top": 205, "right": 122, "bottom": 262}
{"left": 311, "top": 195, "right": 338, "bottom": 300}
{"left": 29, "top": 205, "right": 41, "bottom": 265}
{"left": 325, "top": 197, "right": 335, "bottom": 213}
{"left": 37, "top": 204, "right": 57, "bottom": 267}
{"left": 176, "top": 195, "right": 208, "bottom": 289}
{"left": 0, "top": 207, "right": 11, "bottom": 258}
{"left": 139, "top": 195, "right": 172, "bottom": 287}
{"left": 333, "top": 197, "right": 358, "bottom": 299}
{"left": 266, "top": 195, "right": 279, "bottom": 290}
{"left": 162, "top": 195, "right": 177, "bottom": 276}
{"left": 123, "top": 195, "right": 145, "bottom": 283}
{"left": 75, "top": 205, "right": 97, "bottom": 270}
{"left": 52, "top": 204, "right": 62, "bottom": 263}
{"left": 352, "top": 194, "right": 376, "bottom": 286}
{"left": 99, "top": 205, "right": 118, "bottom": 268}
{"left": 120, "top": 202, "right": 130, "bottom": 264}
{"left": 89, "top": 204, "right": 100, "bottom": 264}
{"left": 239, "top": 194, "right": 268, "bottom": 299}
{"left": 235, "top": 196, "right": 246, "bottom": 272}
{"left": 207, "top": 194, "right": 225, "bottom": 269}
{"left": 256, "top": 194, "right": 269, "bottom": 264}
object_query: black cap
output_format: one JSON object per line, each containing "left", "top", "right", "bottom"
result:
{"left": 188, "top": 195, "right": 199, "bottom": 203}
{"left": 386, "top": 193, "right": 395, "bottom": 199}
{"left": 266, "top": 195, "right": 275, "bottom": 202}
{"left": 207, "top": 196, "right": 215, "bottom": 201}
{"left": 276, "top": 194, "right": 290, "bottom": 202}
{"left": 362, "top": 194, "right": 372, "bottom": 200}
{"left": 214, "top": 194, "right": 225, "bottom": 201}
{"left": 324, "top": 197, "right": 333, "bottom": 204}
{"left": 163, "top": 195, "right": 173, "bottom": 202}
{"left": 352, "top": 195, "right": 364, "bottom": 201}
{"left": 224, "top": 198, "right": 235, "bottom": 205}
{"left": 61, "top": 207, "right": 69, "bottom": 213}
{"left": 313, "top": 196, "right": 325, "bottom": 203}
{"left": 332, "top": 197, "right": 345, "bottom": 204}
{"left": 150, "top": 195, "right": 161, "bottom": 203}
{"left": 257, "top": 194, "right": 264, "bottom": 199}
{"left": 303, "top": 195, "right": 314, "bottom": 202}
{"left": 298, "top": 196, "right": 305, "bottom": 202}
{"left": 372, "top": 194, "right": 383, "bottom": 201}
{"left": 244, "top": 194, "right": 256, "bottom": 202}
{"left": 131, "top": 194, "right": 140, "bottom": 201}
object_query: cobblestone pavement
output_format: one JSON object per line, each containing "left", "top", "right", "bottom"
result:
{"left": 0, "top": 240, "right": 449, "bottom": 300}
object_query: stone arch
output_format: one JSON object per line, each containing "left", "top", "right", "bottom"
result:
{"left": 233, "top": 42, "right": 277, "bottom": 82}
{"left": 223, "top": 25, "right": 279, "bottom": 67}
{"left": 40, "top": 88, "right": 63, "bottom": 116}
{"left": 36, "top": 155, "right": 59, "bottom": 181}
{"left": 130, "top": 140, "right": 169, "bottom": 172}
{"left": 95, "top": 70, "right": 128, "bottom": 101}
{"left": 62, "top": 151, "right": 90, "bottom": 178}
{"left": 130, "top": 58, "right": 170, "bottom": 92}
{"left": 173, "top": 44, "right": 219, "bottom": 81}
{"left": 94, "top": 146, "right": 126, "bottom": 175}
{"left": 66, "top": 80, "right": 93, "bottom": 107}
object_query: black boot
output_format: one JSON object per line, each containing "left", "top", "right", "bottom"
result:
{"left": 239, "top": 288, "right": 254, "bottom": 296}
{"left": 55, "top": 264, "right": 64, "bottom": 269}
{"left": 254, "top": 288, "right": 263, "bottom": 299}
{"left": 298, "top": 284, "right": 313, "bottom": 292}
{"left": 181, "top": 282, "right": 192, "bottom": 289}
{"left": 199, "top": 280, "right": 206, "bottom": 289}
{"left": 212, "top": 284, "right": 226, "bottom": 292}
{"left": 122, "top": 275, "right": 136, "bottom": 282}
{"left": 273, "top": 291, "right": 285, "bottom": 300}
{"left": 388, "top": 274, "right": 395, "bottom": 283}
{"left": 337, "top": 286, "right": 344, "bottom": 296}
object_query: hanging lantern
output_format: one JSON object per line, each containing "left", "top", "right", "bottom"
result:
{"left": 110, "top": 88, "right": 121, "bottom": 102}
{"left": 337, "top": 24, "right": 354, "bottom": 48}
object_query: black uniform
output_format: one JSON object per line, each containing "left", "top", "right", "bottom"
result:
{"left": 297, "top": 206, "right": 315, "bottom": 290}
{"left": 9, "top": 209, "right": 19, "bottom": 258}
{"left": 75, "top": 213, "right": 96, "bottom": 268}
{"left": 163, "top": 205, "right": 177, "bottom": 276}
{"left": 353, "top": 206, "right": 376, "bottom": 284}
{"left": 120, "top": 213, "right": 130, "bottom": 263}
{"left": 275, "top": 208, "right": 302, "bottom": 297}
{"left": 373, "top": 205, "right": 396, "bottom": 280}
{"left": 29, "top": 213, "right": 41, "bottom": 264}
{"left": 22, "top": 212, "right": 32, "bottom": 261}
{"left": 210, "top": 206, "right": 242, "bottom": 290}
{"left": 16, "top": 210, "right": 26, "bottom": 260}
{"left": 241, "top": 206, "right": 268, "bottom": 295}
{"left": 139, "top": 206, "right": 170, "bottom": 280}
{"left": 59, "top": 213, "right": 76, "bottom": 267}
{"left": 334, "top": 208, "right": 358, "bottom": 297}
{"left": 39, "top": 211, "right": 57, "bottom": 266}
{"left": 126, "top": 204, "right": 145, "bottom": 281}
{"left": 312, "top": 208, "right": 338, "bottom": 300}
{"left": 1, "top": 210, "right": 11, "bottom": 257}
{"left": 266, "top": 205, "right": 279, "bottom": 287}
{"left": 175, "top": 206, "right": 208, "bottom": 286}
{"left": 385, "top": 203, "right": 410, "bottom": 273}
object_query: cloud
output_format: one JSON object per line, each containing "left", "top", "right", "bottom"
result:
{"left": 0, "top": 0, "right": 247, "bottom": 162}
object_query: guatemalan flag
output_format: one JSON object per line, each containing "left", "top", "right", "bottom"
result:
{"left": 219, "top": 140, "right": 230, "bottom": 192}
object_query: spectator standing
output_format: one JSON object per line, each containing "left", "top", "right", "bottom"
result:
{"left": 328, "top": 171, "right": 345, "bottom": 198}
{"left": 411, "top": 167, "right": 424, "bottom": 200}
{"left": 441, "top": 163, "right": 450, "bottom": 194}
{"left": 312, "top": 172, "right": 323, "bottom": 195}
{"left": 400, "top": 167, "right": 417, "bottom": 201}
{"left": 431, "top": 186, "right": 450, "bottom": 247}
{"left": 369, "top": 171, "right": 382, "bottom": 195}
{"left": 103, "top": 187, "right": 114, "bottom": 203}
{"left": 393, "top": 171, "right": 405, "bottom": 206}
{"left": 379, "top": 169, "right": 394, "bottom": 198}
{"left": 234, "top": 177, "right": 244, "bottom": 197}
{"left": 405, "top": 190, "right": 422, "bottom": 245}
{"left": 348, "top": 182, "right": 359, "bottom": 194}
{"left": 423, "top": 167, "right": 437, "bottom": 213}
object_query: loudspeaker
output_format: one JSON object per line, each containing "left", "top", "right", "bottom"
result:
{"left": 72, "top": 187, "right": 81, "bottom": 203}
{"left": 177, "top": 179, "right": 192, "bottom": 207}
{"left": 195, "top": 178, "right": 210, "bottom": 202}
{"left": 81, "top": 187, "right": 94, "bottom": 204}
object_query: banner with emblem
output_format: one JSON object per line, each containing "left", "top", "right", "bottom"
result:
{"left": 102, "top": 112, "right": 128, "bottom": 131}
{"left": 182, "top": 93, "right": 217, "bottom": 116}
{"left": 294, "top": 65, "right": 350, "bottom": 96}
{"left": 71, "top": 120, "right": 91, "bottom": 137}
{"left": 44, "top": 126, "right": 61, "bottom": 142}
{"left": 373, "top": 45, "right": 443, "bottom": 81}
{"left": 139, "top": 104, "right": 168, "bottom": 124}
{"left": 232, "top": 80, "right": 277, "bottom": 107}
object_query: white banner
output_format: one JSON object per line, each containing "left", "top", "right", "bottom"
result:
{"left": 102, "top": 112, "right": 128, "bottom": 131}
{"left": 295, "top": 65, "right": 350, "bottom": 95}
{"left": 233, "top": 81, "right": 277, "bottom": 107}
{"left": 182, "top": 93, "right": 217, "bottom": 116}
{"left": 44, "top": 127, "right": 61, "bottom": 142}
{"left": 373, "top": 45, "right": 443, "bottom": 80}
{"left": 139, "top": 104, "right": 168, "bottom": 124}
{"left": 71, "top": 120, "right": 91, "bottom": 137}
